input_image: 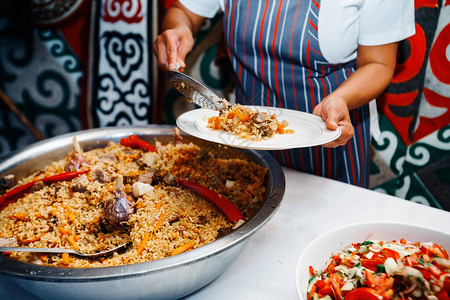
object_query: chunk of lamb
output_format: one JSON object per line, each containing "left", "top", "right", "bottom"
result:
{"left": 64, "top": 137, "right": 89, "bottom": 171}
{"left": 92, "top": 168, "right": 111, "bottom": 183}
{"left": 104, "top": 175, "right": 135, "bottom": 225}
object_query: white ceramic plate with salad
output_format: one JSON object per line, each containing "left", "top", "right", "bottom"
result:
{"left": 295, "top": 222, "right": 450, "bottom": 300}
{"left": 176, "top": 106, "right": 341, "bottom": 150}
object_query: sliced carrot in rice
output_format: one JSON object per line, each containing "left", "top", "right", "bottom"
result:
{"left": 62, "top": 253, "right": 72, "bottom": 265}
{"left": 214, "top": 117, "right": 221, "bottom": 130}
{"left": 21, "top": 235, "right": 41, "bottom": 244}
{"left": 235, "top": 109, "right": 251, "bottom": 122}
{"left": 65, "top": 211, "right": 76, "bottom": 222}
{"left": 14, "top": 212, "right": 27, "bottom": 220}
{"left": 276, "top": 125, "right": 285, "bottom": 134}
{"left": 66, "top": 235, "right": 79, "bottom": 250}
{"left": 171, "top": 240, "right": 195, "bottom": 256}
{"left": 137, "top": 232, "right": 150, "bottom": 256}
{"left": 38, "top": 254, "right": 48, "bottom": 262}
{"left": 153, "top": 212, "right": 166, "bottom": 234}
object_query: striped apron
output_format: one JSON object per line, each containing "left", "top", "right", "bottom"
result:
{"left": 223, "top": 0, "right": 371, "bottom": 187}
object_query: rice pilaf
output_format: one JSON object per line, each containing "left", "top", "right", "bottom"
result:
{"left": 0, "top": 136, "right": 267, "bottom": 268}
{"left": 207, "top": 104, "right": 294, "bottom": 141}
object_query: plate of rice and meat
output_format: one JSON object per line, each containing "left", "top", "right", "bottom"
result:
{"left": 0, "top": 126, "right": 285, "bottom": 300}
{"left": 176, "top": 105, "right": 341, "bottom": 150}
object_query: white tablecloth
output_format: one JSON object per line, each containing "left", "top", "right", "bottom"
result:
{"left": 1, "top": 168, "right": 449, "bottom": 299}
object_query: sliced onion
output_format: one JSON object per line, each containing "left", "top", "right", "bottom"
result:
{"left": 432, "top": 257, "right": 450, "bottom": 269}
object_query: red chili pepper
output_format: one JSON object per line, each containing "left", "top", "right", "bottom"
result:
{"left": 0, "top": 169, "right": 90, "bottom": 211}
{"left": 176, "top": 179, "right": 245, "bottom": 223}
{"left": 120, "top": 135, "right": 156, "bottom": 152}
{"left": 40, "top": 169, "right": 90, "bottom": 184}
{"left": 0, "top": 181, "right": 36, "bottom": 211}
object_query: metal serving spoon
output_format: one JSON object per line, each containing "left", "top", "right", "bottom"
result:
{"left": 0, "top": 242, "right": 131, "bottom": 259}
{"left": 168, "top": 71, "right": 230, "bottom": 111}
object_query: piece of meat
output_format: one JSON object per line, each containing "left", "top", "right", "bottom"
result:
{"left": 252, "top": 112, "right": 267, "bottom": 123}
{"left": 30, "top": 181, "right": 45, "bottom": 193}
{"left": 173, "top": 127, "right": 183, "bottom": 143}
{"left": 72, "top": 174, "right": 90, "bottom": 193}
{"left": 137, "top": 168, "right": 157, "bottom": 185}
{"left": 0, "top": 174, "right": 16, "bottom": 194}
{"left": 104, "top": 175, "right": 135, "bottom": 225}
{"left": 64, "top": 137, "right": 89, "bottom": 172}
{"left": 92, "top": 168, "right": 111, "bottom": 183}
{"left": 163, "top": 173, "right": 176, "bottom": 186}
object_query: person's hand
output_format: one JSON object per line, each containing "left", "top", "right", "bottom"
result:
{"left": 152, "top": 25, "right": 194, "bottom": 72}
{"left": 313, "top": 95, "right": 354, "bottom": 148}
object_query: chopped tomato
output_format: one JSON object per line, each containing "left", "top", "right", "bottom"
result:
{"left": 361, "top": 258, "right": 385, "bottom": 272}
{"left": 437, "top": 291, "right": 449, "bottom": 300}
{"left": 308, "top": 284, "right": 317, "bottom": 299}
{"left": 315, "top": 279, "right": 333, "bottom": 296}
{"left": 365, "top": 269, "right": 394, "bottom": 291}
{"left": 345, "top": 287, "right": 383, "bottom": 300}
{"left": 381, "top": 248, "right": 401, "bottom": 261}
{"left": 404, "top": 256, "right": 413, "bottom": 267}
{"left": 309, "top": 265, "right": 316, "bottom": 277}
{"left": 417, "top": 267, "right": 432, "bottom": 280}
{"left": 430, "top": 244, "right": 449, "bottom": 259}
{"left": 442, "top": 277, "right": 450, "bottom": 293}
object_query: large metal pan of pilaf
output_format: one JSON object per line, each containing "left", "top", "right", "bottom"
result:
{"left": 0, "top": 125, "right": 285, "bottom": 300}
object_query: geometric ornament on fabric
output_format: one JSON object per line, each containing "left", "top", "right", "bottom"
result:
{"left": 87, "top": 0, "right": 153, "bottom": 127}
{"left": 377, "top": 1, "right": 449, "bottom": 146}
{"left": 373, "top": 1, "right": 450, "bottom": 211}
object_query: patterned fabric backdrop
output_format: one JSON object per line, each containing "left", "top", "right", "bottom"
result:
{"left": 0, "top": 0, "right": 155, "bottom": 156}
{"left": 370, "top": 1, "right": 450, "bottom": 211}
{"left": 0, "top": 0, "right": 86, "bottom": 154}
{"left": 86, "top": 0, "right": 154, "bottom": 128}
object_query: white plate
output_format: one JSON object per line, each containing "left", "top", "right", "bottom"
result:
{"left": 176, "top": 106, "right": 341, "bottom": 150}
{"left": 295, "top": 222, "right": 450, "bottom": 300}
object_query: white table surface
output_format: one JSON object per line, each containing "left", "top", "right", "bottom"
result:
{"left": 1, "top": 168, "right": 449, "bottom": 300}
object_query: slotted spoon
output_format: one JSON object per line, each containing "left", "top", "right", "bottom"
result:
{"left": 168, "top": 71, "right": 230, "bottom": 111}
{"left": 0, "top": 242, "right": 131, "bottom": 258}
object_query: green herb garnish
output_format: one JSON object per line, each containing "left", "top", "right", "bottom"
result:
{"left": 376, "top": 264, "right": 386, "bottom": 273}
{"left": 309, "top": 273, "right": 319, "bottom": 284}
{"left": 361, "top": 241, "right": 374, "bottom": 246}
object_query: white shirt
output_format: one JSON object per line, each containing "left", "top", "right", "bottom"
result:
{"left": 179, "top": 0, "right": 415, "bottom": 64}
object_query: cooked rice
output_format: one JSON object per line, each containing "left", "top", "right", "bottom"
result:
{"left": 207, "top": 104, "right": 293, "bottom": 141}
{"left": 0, "top": 137, "right": 267, "bottom": 268}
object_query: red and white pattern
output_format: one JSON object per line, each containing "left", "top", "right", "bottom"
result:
{"left": 102, "top": 0, "right": 143, "bottom": 23}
